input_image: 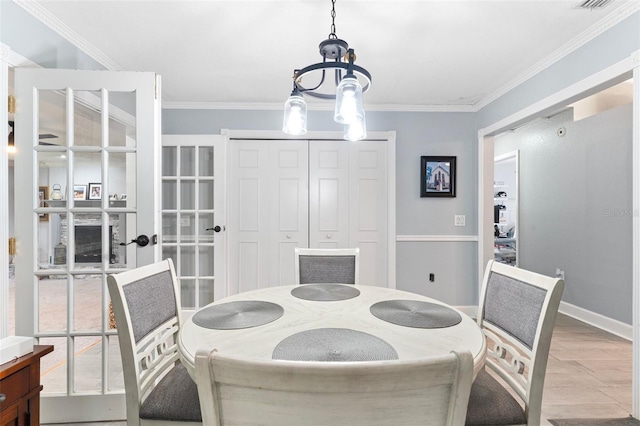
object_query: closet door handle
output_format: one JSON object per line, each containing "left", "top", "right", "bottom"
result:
{"left": 326, "top": 234, "right": 332, "bottom": 239}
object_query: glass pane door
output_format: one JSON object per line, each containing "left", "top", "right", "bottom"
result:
{"left": 162, "top": 135, "right": 226, "bottom": 309}
{"left": 14, "top": 68, "right": 160, "bottom": 422}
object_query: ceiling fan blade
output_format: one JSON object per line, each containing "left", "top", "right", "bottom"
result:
{"left": 39, "top": 134, "right": 59, "bottom": 139}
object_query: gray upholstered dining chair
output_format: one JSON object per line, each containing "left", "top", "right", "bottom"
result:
{"left": 466, "top": 260, "right": 564, "bottom": 426}
{"left": 107, "top": 259, "right": 202, "bottom": 426}
{"left": 294, "top": 247, "right": 360, "bottom": 285}
{"left": 195, "top": 348, "right": 474, "bottom": 426}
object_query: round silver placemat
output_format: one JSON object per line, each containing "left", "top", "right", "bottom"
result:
{"left": 370, "top": 300, "right": 462, "bottom": 329}
{"left": 291, "top": 284, "right": 361, "bottom": 301}
{"left": 192, "top": 301, "right": 284, "bottom": 330}
{"left": 272, "top": 328, "right": 398, "bottom": 362}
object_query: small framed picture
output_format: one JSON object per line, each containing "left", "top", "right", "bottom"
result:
{"left": 88, "top": 183, "right": 103, "bottom": 200}
{"left": 73, "top": 184, "right": 87, "bottom": 200}
{"left": 420, "top": 156, "right": 457, "bottom": 198}
{"left": 38, "top": 185, "right": 49, "bottom": 222}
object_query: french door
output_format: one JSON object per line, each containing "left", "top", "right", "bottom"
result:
{"left": 161, "top": 135, "right": 226, "bottom": 311}
{"left": 13, "top": 68, "right": 160, "bottom": 422}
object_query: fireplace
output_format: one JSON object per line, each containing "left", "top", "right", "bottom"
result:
{"left": 75, "top": 225, "right": 114, "bottom": 263}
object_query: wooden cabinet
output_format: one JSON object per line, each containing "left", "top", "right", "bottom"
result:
{"left": 0, "top": 345, "right": 54, "bottom": 426}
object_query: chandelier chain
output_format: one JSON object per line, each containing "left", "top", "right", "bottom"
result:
{"left": 329, "top": 0, "right": 337, "bottom": 39}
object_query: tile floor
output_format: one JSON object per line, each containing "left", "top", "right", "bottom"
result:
{"left": 38, "top": 312, "right": 633, "bottom": 425}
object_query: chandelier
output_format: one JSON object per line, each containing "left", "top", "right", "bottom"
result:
{"left": 282, "top": 0, "right": 371, "bottom": 141}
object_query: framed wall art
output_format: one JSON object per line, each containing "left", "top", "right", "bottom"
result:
{"left": 420, "top": 156, "right": 456, "bottom": 198}
{"left": 73, "top": 184, "right": 87, "bottom": 200}
{"left": 38, "top": 185, "right": 49, "bottom": 222}
{"left": 88, "top": 182, "right": 103, "bottom": 200}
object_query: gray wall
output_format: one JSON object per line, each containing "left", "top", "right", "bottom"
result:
{"left": 163, "top": 108, "right": 480, "bottom": 305}
{"left": 495, "top": 104, "right": 633, "bottom": 323}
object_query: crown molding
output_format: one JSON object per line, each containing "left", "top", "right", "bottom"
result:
{"left": 366, "top": 103, "right": 476, "bottom": 113}
{"left": 1, "top": 43, "right": 39, "bottom": 68}
{"left": 475, "top": 1, "right": 640, "bottom": 111}
{"left": 162, "top": 101, "right": 285, "bottom": 111}
{"left": 162, "top": 100, "right": 476, "bottom": 113}
{"left": 13, "top": 0, "right": 124, "bottom": 71}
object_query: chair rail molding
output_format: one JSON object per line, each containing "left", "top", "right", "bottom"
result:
{"left": 396, "top": 235, "right": 478, "bottom": 242}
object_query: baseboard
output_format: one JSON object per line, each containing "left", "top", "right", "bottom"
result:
{"left": 455, "top": 306, "right": 478, "bottom": 319}
{"left": 559, "top": 301, "right": 632, "bottom": 341}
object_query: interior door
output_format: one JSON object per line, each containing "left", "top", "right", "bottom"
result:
{"left": 228, "top": 140, "right": 309, "bottom": 294}
{"left": 161, "top": 135, "right": 226, "bottom": 310}
{"left": 348, "top": 140, "right": 388, "bottom": 287}
{"left": 309, "top": 140, "right": 349, "bottom": 248}
{"left": 13, "top": 68, "right": 160, "bottom": 423}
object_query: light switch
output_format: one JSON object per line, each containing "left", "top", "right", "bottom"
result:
{"left": 454, "top": 215, "right": 466, "bottom": 226}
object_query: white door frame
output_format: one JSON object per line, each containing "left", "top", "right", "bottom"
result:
{"left": 493, "top": 150, "right": 519, "bottom": 267}
{"left": 221, "top": 129, "right": 396, "bottom": 295}
{"left": 477, "top": 49, "right": 640, "bottom": 417}
{"left": 0, "top": 44, "right": 9, "bottom": 339}
{"left": 0, "top": 44, "right": 40, "bottom": 339}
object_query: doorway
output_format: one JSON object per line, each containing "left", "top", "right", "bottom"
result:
{"left": 493, "top": 151, "right": 518, "bottom": 266}
{"left": 479, "top": 66, "right": 638, "bottom": 416}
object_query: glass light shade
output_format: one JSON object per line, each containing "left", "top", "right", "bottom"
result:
{"left": 282, "top": 93, "right": 308, "bottom": 135}
{"left": 334, "top": 75, "right": 364, "bottom": 124}
{"left": 344, "top": 113, "right": 367, "bottom": 141}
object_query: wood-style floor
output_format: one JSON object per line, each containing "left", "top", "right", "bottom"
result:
{"left": 41, "top": 313, "right": 633, "bottom": 425}
{"left": 541, "top": 313, "right": 632, "bottom": 424}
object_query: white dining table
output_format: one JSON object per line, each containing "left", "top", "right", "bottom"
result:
{"left": 178, "top": 284, "right": 487, "bottom": 378}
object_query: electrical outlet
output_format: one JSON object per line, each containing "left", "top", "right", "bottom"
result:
{"left": 454, "top": 215, "right": 465, "bottom": 226}
{"left": 555, "top": 268, "right": 565, "bottom": 280}
{"left": 429, "top": 273, "right": 435, "bottom": 282}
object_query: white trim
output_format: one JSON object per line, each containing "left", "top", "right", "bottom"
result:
{"left": 225, "top": 129, "right": 394, "bottom": 142}
{"left": 1, "top": 42, "right": 39, "bottom": 68}
{"left": 387, "top": 131, "right": 397, "bottom": 289}
{"left": 13, "top": 0, "right": 123, "bottom": 71}
{"left": 559, "top": 301, "right": 633, "bottom": 341}
{"left": 632, "top": 59, "right": 640, "bottom": 419}
{"left": 162, "top": 100, "right": 476, "bottom": 113}
{"left": 396, "top": 235, "right": 478, "bottom": 242}
{"left": 0, "top": 43, "right": 9, "bottom": 339}
{"left": 456, "top": 301, "right": 636, "bottom": 341}
{"left": 475, "top": 1, "right": 640, "bottom": 111}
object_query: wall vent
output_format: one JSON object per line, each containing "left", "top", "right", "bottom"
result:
{"left": 576, "top": 0, "right": 612, "bottom": 9}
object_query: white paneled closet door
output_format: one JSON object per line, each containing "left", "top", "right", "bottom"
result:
{"left": 348, "top": 141, "right": 388, "bottom": 287}
{"left": 228, "top": 137, "right": 389, "bottom": 293}
{"left": 309, "top": 141, "right": 349, "bottom": 248}
{"left": 228, "top": 141, "right": 308, "bottom": 294}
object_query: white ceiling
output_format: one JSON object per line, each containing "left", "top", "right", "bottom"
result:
{"left": 18, "top": 0, "right": 640, "bottom": 111}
